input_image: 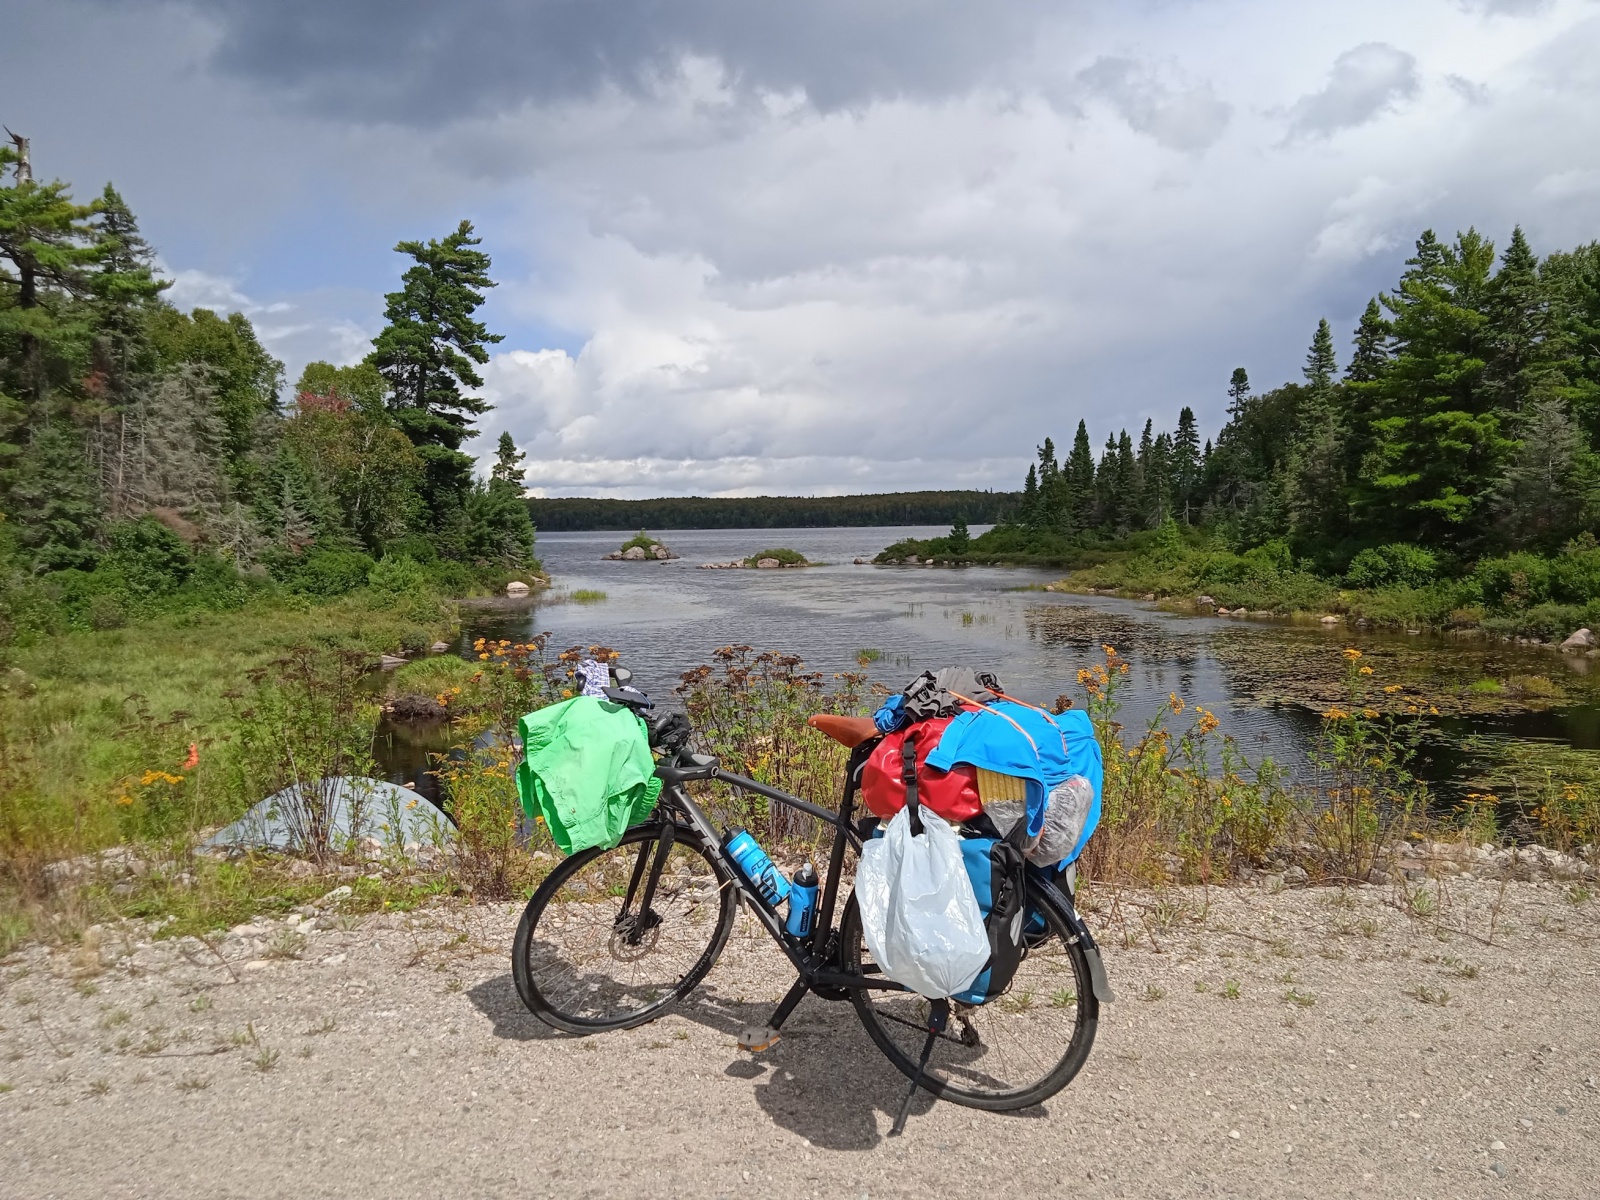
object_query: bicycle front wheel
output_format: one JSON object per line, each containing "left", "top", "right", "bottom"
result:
{"left": 512, "top": 823, "right": 736, "bottom": 1034}
{"left": 843, "top": 881, "right": 1099, "bottom": 1110}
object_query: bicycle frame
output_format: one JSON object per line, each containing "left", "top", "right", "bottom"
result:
{"left": 644, "top": 746, "right": 914, "bottom": 1014}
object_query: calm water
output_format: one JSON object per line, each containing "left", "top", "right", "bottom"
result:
{"left": 377, "top": 526, "right": 1600, "bottom": 805}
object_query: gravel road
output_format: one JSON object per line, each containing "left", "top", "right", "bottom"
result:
{"left": 2, "top": 879, "right": 1596, "bottom": 1199}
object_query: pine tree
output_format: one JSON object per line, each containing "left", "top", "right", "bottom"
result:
{"left": 90, "top": 185, "right": 167, "bottom": 388}
{"left": 1142, "top": 430, "right": 1173, "bottom": 529}
{"left": 0, "top": 141, "right": 103, "bottom": 412}
{"left": 1019, "top": 463, "right": 1039, "bottom": 527}
{"left": 367, "top": 219, "right": 502, "bottom": 551}
{"left": 1363, "top": 228, "right": 1510, "bottom": 543}
{"left": 1346, "top": 298, "right": 1391, "bottom": 383}
{"left": 10, "top": 421, "right": 101, "bottom": 571}
{"left": 369, "top": 219, "right": 501, "bottom": 450}
{"left": 1095, "top": 432, "right": 1119, "bottom": 530}
{"left": 491, "top": 431, "right": 526, "bottom": 488}
{"left": 1226, "top": 368, "right": 1251, "bottom": 414}
{"left": 1482, "top": 225, "right": 1554, "bottom": 425}
{"left": 1064, "top": 419, "right": 1096, "bottom": 533}
{"left": 1304, "top": 318, "right": 1337, "bottom": 391}
{"left": 1287, "top": 321, "right": 1346, "bottom": 545}
{"left": 1172, "top": 406, "right": 1201, "bottom": 524}
{"left": 948, "top": 514, "right": 970, "bottom": 554}
{"left": 1491, "top": 396, "right": 1598, "bottom": 548}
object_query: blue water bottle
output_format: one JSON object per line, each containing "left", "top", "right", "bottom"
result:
{"left": 723, "top": 830, "right": 791, "bottom": 909}
{"left": 785, "top": 863, "right": 819, "bottom": 938}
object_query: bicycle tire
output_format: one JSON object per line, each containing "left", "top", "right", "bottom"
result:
{"left": 512, "top": 822, "right": 737, "bottom": 1034}
{"left": 843, "top": 880, "right": 1099, "bottom": 1111}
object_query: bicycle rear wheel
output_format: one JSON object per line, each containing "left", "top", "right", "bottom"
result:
{"left": 843, "top": 881, "right": 1099, "bottom": 1110}
{"left": 512, "top": 823, "right": 736, "bottom": 1033}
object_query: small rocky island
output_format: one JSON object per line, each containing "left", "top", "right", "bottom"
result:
{"left": 603, "top": 530, "right": 679, "bottom": 561}
{"left": 700, "top": 548, "right": 812, "bottom": 570}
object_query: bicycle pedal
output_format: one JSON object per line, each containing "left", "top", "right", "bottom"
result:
{"left": 737, "top": 1025, "right": 782, "bottom": 1052}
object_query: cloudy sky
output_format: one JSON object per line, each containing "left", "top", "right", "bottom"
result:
{"left": 5, "top": 1, "right": 1599, "bottom": 497}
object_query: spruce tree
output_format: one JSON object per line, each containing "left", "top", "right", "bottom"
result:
{"left": 1304, "top": 318, "right": 1337, "bottom": 391}
{"left": 948, "top": 514, "right": 970, "bottom": 554}
{"left": 1172, "top": 406, "right": 1201, "bottom": 524}
{"left": 1346, "top": 298, "right": 1391, "bottom": 383}
{"left": 90, "top": 185, "right": 167, "bottom": 389}
{"left": 1226, "top": 367, "right": 1251, "bottom": 413}
{"left": 1482, "top": 225, "right": 1554, "bottom": 424}
{"left": 1019, "top": 463, "right": 1039, "bottom": 528}
{"left": 1064, "top": 420, "right": 1096, "bottom": 533}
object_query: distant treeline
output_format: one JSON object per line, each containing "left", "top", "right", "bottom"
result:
{"left": 526, "top": 490, "right": 1017, "bottom": 530}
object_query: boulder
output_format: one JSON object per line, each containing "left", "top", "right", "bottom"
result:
{"left": 652, "top": 545, "right": 670, "bottom": 560}
{"left": 622, "top": 545, "right": 647, "bottom": 561}
{"left": 1561, "top": 628, "right": 1595, "bottom": 653}
{"left": 430, "top": 641, "right": 450, "bottom": 653}
{"left": 379, "top": 653, "right": 408, "bottom": 669}
{"left": 505, "top": 580, "right": 530, "bottom": 598}
{"left": 756, "top": 558, "right": 781, "bottom": 569}
{"left": 905, "top": 554, "right": 919, "bottom": 565}
{"left": 1319, "top": 614, "right": 1340, "bottom": 625}
{"left": 853, "top": 558, "right": 865, "bottom": 565}
{"left": 1196, "top": 595, "right": 1216, "bottom": 606}
{"left": 1142, "top": 593, "right": 1156, "bottom": 602}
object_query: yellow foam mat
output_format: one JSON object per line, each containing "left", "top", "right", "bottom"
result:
{"left": 976, "top": 768, "right": 1028, "bottom": 804}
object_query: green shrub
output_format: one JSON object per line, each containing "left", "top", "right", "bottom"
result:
{"left": 87, "top": 593, "right": 129, "bottom": 631}
{"left": 290, "top": 549, "right": 376, "bottom": 598}
{"left": 619, "top": 530, "right": 660, "bottom": 553}
{"left": 101, "top": 518, "right": 194, "bottom": 597}
{"left": 367, "top": 555, "right": 429, "bottom": 597}
{"left": 1345, "top": 543, "right": 1438, "bottom": 590}
{"left": 744, "top": 548, "right": 808, "bottom": 567}
{"left": 381, "top": 535, "right": 437, "bottom": 564}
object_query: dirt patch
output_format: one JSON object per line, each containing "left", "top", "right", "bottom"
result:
{"left": 1, "top": 881, "right": 1595, "bottom": 1198}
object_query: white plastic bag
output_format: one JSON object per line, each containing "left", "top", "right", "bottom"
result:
{"left": 854, "top": 806, "right": 991, "bottom": 999}
{"left": 1027, "top": 774, "right": 1096, "bottom": 867}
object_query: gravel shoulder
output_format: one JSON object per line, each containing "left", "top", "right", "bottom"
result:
{"left": 2, "top": 879, "right": 1596, "bottom": 1199}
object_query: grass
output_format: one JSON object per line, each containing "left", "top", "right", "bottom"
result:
{"left": 1142, "top": 983, "right": 1166, "bottom": 1002}
{"left": 570, "top": 589, "right": 607, "bottom": 603}
{"left": 1404, "top": 983, "right": 1451, "bottom": 1006}
{"left": 1221, "top": 980, "right": 1242, "bottom": 1000}
{"left": 175, "top": 1073, "right": 209, "bottom": 1093}
{"left": 1467, "top": 679, "right": 1505, "bottom": 695}
{"left": 1283, "top": 988, "right": 1316, "bottom": 1008}
{"left": 389, "top": 654, "right": 478, "bottom": 695}
{"left": 0, "top": 589, "right": 455, "bottom": 941}
{"left": 1050, "top": 988, "right": 1077, "bottom": 1008}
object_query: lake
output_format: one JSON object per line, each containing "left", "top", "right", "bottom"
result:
{"left": 377, "top": 526, "right": 1600, "bottom": 807}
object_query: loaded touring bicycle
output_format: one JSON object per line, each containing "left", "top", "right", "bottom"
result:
{"left": 510, "top": 666, "right": 1113, "bottom": 1132}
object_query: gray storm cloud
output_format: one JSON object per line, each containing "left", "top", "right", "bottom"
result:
{"left": 116, "top": 0, "right": 1071, "bottom": 122}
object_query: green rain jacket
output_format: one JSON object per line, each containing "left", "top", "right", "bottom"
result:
{"left": 515, "top": 696, "right": 662, "bottom": 855}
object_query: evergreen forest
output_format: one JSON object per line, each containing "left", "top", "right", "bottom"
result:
{"left": 0, "top": 141, "right": 537, "bottom": 642}
{"left": 528, "top": 490, "right": 1016, "bottom": 531}
{"left": 885, "top": 226, "right": 1600, "bottom": 638}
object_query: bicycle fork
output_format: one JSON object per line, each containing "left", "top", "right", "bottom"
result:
{"left": 616, "top": 823, "right": 676, "bottom": 943}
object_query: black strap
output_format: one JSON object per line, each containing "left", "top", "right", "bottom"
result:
{"left": 900, "top": 733, "right": 924, "bottom": 837}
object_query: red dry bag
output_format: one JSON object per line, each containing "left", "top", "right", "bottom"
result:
{"left": 858, "top": 716, "right": 983, "bottom": 824}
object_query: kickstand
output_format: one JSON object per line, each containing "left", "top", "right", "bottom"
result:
{"left": 889, "top": 999, "right": 948, "bottom": 1137}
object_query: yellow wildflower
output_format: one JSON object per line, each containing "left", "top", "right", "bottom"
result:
{"left": 1342, "top": 648, "right": 1362, "bottom": 661}
{"left": 1362, "top": 708, "right": 1379, "bottom": 719}
{"left": 1169, "top": 693, "right": 1185, "bottom": 714}
{"left": 1383, "top": 684, "right": 1402, "bottom": 694}
{"left": 1358, "top": 666, "right": 1373, "bottom": 676}
{"left": 1322, "top": 707, "right": 1349, "bottom": 720}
